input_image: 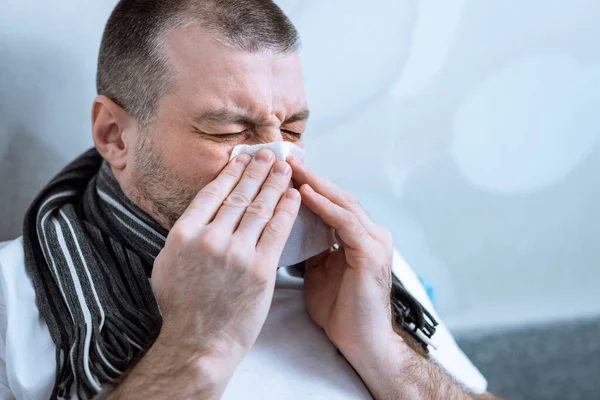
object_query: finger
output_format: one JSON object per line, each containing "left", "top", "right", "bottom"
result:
{"left": 212, "top": 148, "right": 276, "bottom": 231}
{"left": 235, "top": 161, "right": 292, "bottom": 241}
{"left": 299, "top": 184, "right": 369, "bottom": 250}
{"left": 256, "top": 188, "right": 301, "bottom": 259}
{"left": 179, "top": 154, "right": 252, "bottom": 225}
{"left": 288, "top": 157, "right": 376, "bottom": 231}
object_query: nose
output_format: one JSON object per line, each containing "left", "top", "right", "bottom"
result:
{"left": 252, "top": 126, "right": 284, "bottom": 145}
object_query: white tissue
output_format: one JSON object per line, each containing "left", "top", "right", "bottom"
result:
{"left": 229, "top": 142, "right": 332, "bottom": 267}
{"left": 229, "top": 142, "right": 306, "bottom": 161}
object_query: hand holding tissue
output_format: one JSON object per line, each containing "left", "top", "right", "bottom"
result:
{"left": 229, "top": 142, "right": 332, "bottom": 267}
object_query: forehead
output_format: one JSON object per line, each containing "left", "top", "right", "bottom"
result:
{"left": 162, "top": 24, "right": 306, "bottom": 118}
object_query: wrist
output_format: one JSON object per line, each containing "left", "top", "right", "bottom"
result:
{"left": 152, "top": 329, "right": 241, "bottom": 397}
{"left": 338, "top": 329, "right": 473, "bottom": 400}
{"left": 159, "top": 315, "right": 248, "bottom": 365}
{"left": 341, "top": 329, "right": 408, "bottom": 381}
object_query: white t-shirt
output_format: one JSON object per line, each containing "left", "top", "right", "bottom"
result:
{"left": 0, "top": 238, "right": 487, "bottom": 399}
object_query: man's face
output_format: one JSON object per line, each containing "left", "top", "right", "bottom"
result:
{"left": 125, "top": 25, "right": 308, "bottom": 229}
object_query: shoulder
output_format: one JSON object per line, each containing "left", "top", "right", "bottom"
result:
{"left": 0, "top": 237, "right": 24, "bottom": 268}
{"left": 0, "top": 237, "right": 26, "bottom": 302}
{"left": 0, "top": 237, "right": 45, "bottom": 318}
{"left": 391, "top": 249, "right": 489, "bottom": 394}
{"left": 0, "top": 236, "right": 56, "bottom": 399}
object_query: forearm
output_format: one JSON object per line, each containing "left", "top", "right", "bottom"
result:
{"left": 380, "top": 350, "right": 475, "bottom": 400}
{"left": 106, "top": 335, "right": 230, "bottom": 400}
{"left": 342, "top": 329, "right": 496, "bottom": 400}
{"left": 387, "top": 331, "right": 502, "bottom": 400}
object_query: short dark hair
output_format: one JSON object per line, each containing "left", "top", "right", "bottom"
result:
{"left": 97, "top": 0, "right": 300, "bottom": 126}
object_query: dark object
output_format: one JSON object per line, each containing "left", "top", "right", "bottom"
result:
{"left": 457, "top": 316, "right": 600, "bottom": 400}
{"left": 391, "top": 273, "right": 438, "bottom": 352}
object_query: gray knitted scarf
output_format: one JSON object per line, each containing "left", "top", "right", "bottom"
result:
{"left": 22, "top": 148, "right": 437, "bottom": 399}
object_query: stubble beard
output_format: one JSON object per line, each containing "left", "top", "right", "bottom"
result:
{"left": 128, "top": 134, "right": 197, "bottom": 230}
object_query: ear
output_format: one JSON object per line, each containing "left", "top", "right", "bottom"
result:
{"left": 91, "top": 95, "right": 137, "bottom": 170}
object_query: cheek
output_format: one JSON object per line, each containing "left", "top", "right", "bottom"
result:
{"left": 159, "top": 138, "right": 231, "bottom": 189}
{"left": 147, "top": 118, "right": 235, "bottom": 190}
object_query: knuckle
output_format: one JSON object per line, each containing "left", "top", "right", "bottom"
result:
{"left": 197, "top": 229, "right": 226, "bottom": 254}
{"left": 265, "top": 219, "right": 286, "bottom": 237}
{"left": 322, "top": 196, "right": 336, "bottom": 211}
{"left": 342, "top": 191, "right": 358, "bottom": 206}
{"left": 278, "top": 201, "right": 299, "bottom": 218}
{"left": 342, "top": 212, "right": 364, "bottom": 234}
{"left": 245, "top": 200, "right": 272, "bottom": 219}
{"left": 339, "top": 213, "right": 350, "bottom": 229}
{"left": 341, "top": 213, "right": 356, "bottom": 229}
{"left": 169, "top": 223, "right": 197, "bottom": 246}
{"left": 199, "top": 183, "right": 222, "bottom": 201}
{"left": 262, "top": 179, "right": 287, "bottom": 193}
{"left": 224, "top": 192, "right": 252, "bottom": 208}
{"left": 221, "top": 165, "right": 242, "bottom": 180}
{"left": 250, "top": 267, "right": 271, "bottom": 286}
{"left": 355, "top": 224, "right": 368, "bottom": 238}
{"left": 226, "top": 244, "right": 250, "bottom": 268}
{"left": 244, "top": 167, "right": 267, "bottom": 182}
{"left": 349, "top": 200, "right": 364, "bottom": 215}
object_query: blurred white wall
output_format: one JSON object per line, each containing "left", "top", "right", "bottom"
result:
{"left": 1, "top": 0, "right": 599, "bottom": 332}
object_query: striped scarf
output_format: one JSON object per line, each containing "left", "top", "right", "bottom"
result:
{"left": 22, "top": 148, "right": 437, "bottom": 399}
{"left": 23, "top": 149, "right": 166, "bottom": 399}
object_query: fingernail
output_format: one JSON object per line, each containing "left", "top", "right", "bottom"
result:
{"left": 286, "top": 189, "right": 300, "bottom": 199}
{"left": 255, "top": 148, "right": 273, "bottom": 164}
{"left": 288, "top": 156, "right": 303, "bottom": 166}
{"left": 235, "top": 154, "right": 252, "bottom": 166}
{"left": 304, "top": 184, "right": 314, "bottom": 193}
{"left": 273, "top": 161, "right": 290, "bottom": 176}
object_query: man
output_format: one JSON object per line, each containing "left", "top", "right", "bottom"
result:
{"left": 0, "top": 0, "right": 496, "bottom": 399}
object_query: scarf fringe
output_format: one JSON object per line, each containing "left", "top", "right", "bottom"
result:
{"left": 391, "top": 273, "right": 438, "bottom": 352}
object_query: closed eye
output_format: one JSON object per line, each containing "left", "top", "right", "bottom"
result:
{"left": 281, "top": 129, "right": 302, "bottom": 139}
{"left": 218, "top": 129, "right": 302, "bottom": 140}
{"left": 193, "top": 128, "right": 250, "bottom": 141}
{"left": 217, "top": 132, "right": 247, "bottom": 139}
{"left": 195, "top": 128, "right": 302, "bottom": 141}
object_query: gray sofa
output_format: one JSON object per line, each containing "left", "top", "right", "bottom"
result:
{"left": 456, "top": 317, "right": 600, "bottom": 400}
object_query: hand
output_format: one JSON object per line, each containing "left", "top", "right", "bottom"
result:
{"left": 288, "top": 157, "right": 395, "bottom": 355}
{"left": 151, "top": 149, "right": 300, "bottom": 389}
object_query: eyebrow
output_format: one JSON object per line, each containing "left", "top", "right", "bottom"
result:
{"left": 196, "top": 108, "right": 310, "bottom": 125}
{"left": 284, "top": 109, "right": 310, "bottom": 124}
